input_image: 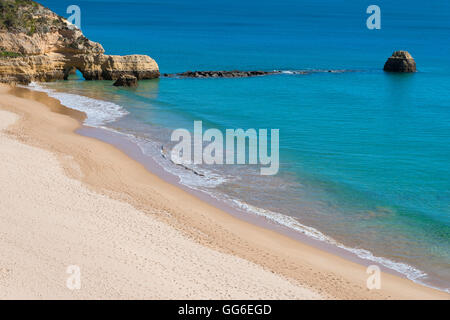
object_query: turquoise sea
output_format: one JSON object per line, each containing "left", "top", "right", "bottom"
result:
{"left": 35, "top": 0, "right": 449, "bottom": 291}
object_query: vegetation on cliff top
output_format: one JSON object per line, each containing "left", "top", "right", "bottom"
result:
{"left": 0, "top": 50, "right": 23, "bottom": 58}
{"left": 0, "top": 0, "right": 65, "bottom": 35}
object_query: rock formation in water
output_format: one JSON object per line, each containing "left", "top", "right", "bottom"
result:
{"left": 0, "top": 0, "right": 159, "bottom": 84}
{"left": 164, "top": 70, "right": 282, "bottom": 78}
{"left": 164, "top": 69, "right": 355, "bottom": 78}
{"left": 113, "top": 74, "right": 138, "bottom": 87}
{"left": 383, "top": 51, "right": 417, "bottom": 73}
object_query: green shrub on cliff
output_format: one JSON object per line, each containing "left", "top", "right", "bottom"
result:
{"left": 0, "top": 51, "right": 23, "bottom": 58}
{"left": 0, "top": 0, "right": 65, "bottom": 35}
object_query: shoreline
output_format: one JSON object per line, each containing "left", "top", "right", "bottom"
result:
{"left": 25, "top": 81, "right": 447, "bottom": 292}
{"left": 1, "top": 84, "right": 448, "bottom": 299}
{"left": 77, "top": 124, "right": 437, "bottom": 288}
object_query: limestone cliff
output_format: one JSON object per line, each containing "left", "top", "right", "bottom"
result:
{"left": 0, "top": 0, "right": 159, "bottom": 84}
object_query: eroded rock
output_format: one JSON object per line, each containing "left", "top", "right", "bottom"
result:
{"left": 0, "top": 0, "right": 159, "bottom": 84}
{"left": 383, "top": 51, "right": 417, "bottom": 73}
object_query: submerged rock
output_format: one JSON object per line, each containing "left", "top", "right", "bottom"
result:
{"left": 113, "top": 74, "right": 138, "bottom": 87}
{"left": 383, "top": 51, "right": 417, "bottom": 73}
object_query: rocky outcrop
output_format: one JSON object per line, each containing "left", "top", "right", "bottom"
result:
{"left": 165, "top": 70, "right": 282, "bottom": 78}
{"left": 0, "top": 0, "right": 159, "bottom": 84}
{"left": 113, "top": 74, "right": 138, "bottom": 87}
{"left": 71, "top": 53, "right": 159, "bottom": 81}
{"left": 383, "top": 51, "right": 416, "bottom": 73}
{"left": 164, "top": 69, "right": 355, "bottom": 79}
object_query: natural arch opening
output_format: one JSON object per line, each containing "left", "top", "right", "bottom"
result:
{"left": 64, "top": 66, "right": 86, "bottom": 81}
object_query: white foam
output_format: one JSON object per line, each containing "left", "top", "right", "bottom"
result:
{"left": 26, "top": 82, "right": 128, "bottom": 127}
{"left": 276, "top": 69, "right": 353, "bottom": 75}
{"left": 126, "top": 140, "right": 447, "bottom": 291}
{"left": 134, "top": 137, "right": 230, "bottom": 188}
{"left": 117, "top": 122, "right": 447, "bottom": 292}
{"left": 229, "top": 200, "right": 442, "bottom": 288}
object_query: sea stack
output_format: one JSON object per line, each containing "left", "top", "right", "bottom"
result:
{"left": 383, "top": 51, "right": 417, "bottom": 73}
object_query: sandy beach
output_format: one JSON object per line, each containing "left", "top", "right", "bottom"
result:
{"left": 0, "top": 84, "right": 448, "bottom": 300}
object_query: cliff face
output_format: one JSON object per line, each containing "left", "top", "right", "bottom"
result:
{"left": 0, "top": 0, "right": 159, "bottom": 84}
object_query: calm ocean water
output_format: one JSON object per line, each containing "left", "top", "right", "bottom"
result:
{"left": 36, "top": 0, "right": 449, "bottom": 290}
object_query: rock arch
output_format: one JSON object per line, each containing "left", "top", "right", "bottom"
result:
{"left": 60, "top": 54, "right": 160, "bottom": 81}
{"left": 0, "top": 29, "right": 159, "bottom": 84}
{"left": 0, "top": 2, "right": 159, "bottom": 84}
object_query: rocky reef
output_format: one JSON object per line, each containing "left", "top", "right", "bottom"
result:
{"left": 165, "top": 70, "right": 282, "bottom": 78}
{"left": 0, "top": 0, "right": 159, "bottom": 84}
{"left": 164, "top": 69, "right": 355, "bottom": 79}
{"left": 383, "top": 51, "right": 416, "bottom": 73}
